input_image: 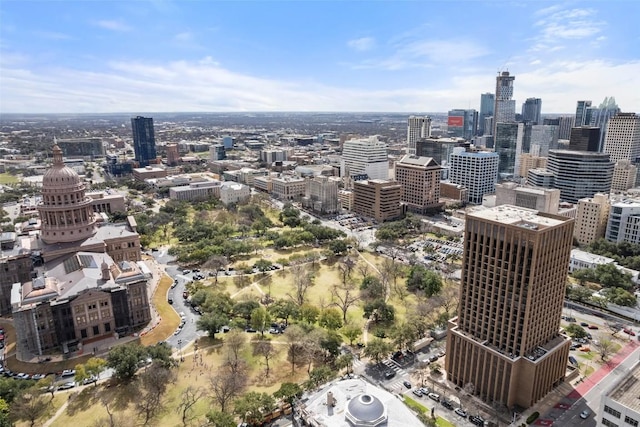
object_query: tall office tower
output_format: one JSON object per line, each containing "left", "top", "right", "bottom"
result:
{"left": 603, "top": 113, "right": 640, "bottom": 162}
{"left": 341, "top": 136, "right": 389, "bottom": 180}
{"left": 530, "top": 124, "right": 559, "bottom": 157}
{"left": 557, "top": 116, "right": 574, "bottom": 140}
{"left": 574, "top": 194, "right": 610, "bottom": 246}
{"left": 521, "top": 98, "right": 542, "bottom": 124}
{"left": 589, "top": 97, "right": 621, "bottom": 151}
{"left": 352, "top": 179, "right": 402, "bottom": 222}
{"left": 407, "top": 116, "right": 432, "bottom": 155}
{"left": 546, "top": 150, "right": 614, "bottom": 203}
{"left": 448, "top": 148, "right": 499, "bottom": 204}
{"left": 479, "top": 93, "right": 495, "bottom": 135}
{"left": 495, "top": 123, "right": 520, "bottom": 179}
{"left": 493, "top": 71, "right": 516, "bottom": 137}
{"left": 606, "top": 200, "right": 640, "bottom": 244}
{"left": 568, "top": 127, "right": 601, "bottom": 152}
{"left": 611, "top": 160, "right": 637, "bottom": 192}
{"left": 445, "top": 205, "right": 573, "bottom": 408}
{"left": 447, "top": 109, "right": 478, "bottom": 140}
{"left": 131, "top": 116, "right": 157, "bottom": 167}
{"left": 395, "top": 155, "right": 442, "bottom": 214}
{"left": 415, "top": 137, "right": 465, "bottom": 165}
{"left": 166, "top": 143, "right": 179, "bottom": 166}
{"left": 575, "top": 100, "right": 592, "bottom": 127}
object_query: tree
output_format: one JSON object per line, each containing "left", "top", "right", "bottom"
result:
{"left": 0, "top": 397, "right": 9, "bottom": 427}
{"left": 331, "top": 282, "right": 360, "bottom": 322}
{"left": 565, "top": 324, "right": 588, "bottom": 339}
{"left": 268, "top": 299, "right": 299, "bottom": 326}
{"left": 319, "top": 307, "right": 344, "bottom": 330}
{"left": 407, "top": 265, "right": 443, "bottom": 296}
{"left": 329, "top": 240, "right": 348, "bottom": 255}
{"left": 253, "top": 340, "right": 278, "bottom": 377}
{"left": 336, "top": 353, "right": 355, "bottom": 375}
{"left": 360, "top": 275, "right": 386, "bottom": 301}
{"left": 363, "top": 299, "right": 395, "bottom": 323}
{"left": 273, "top": 382, "right": 302, "bottom": 406}
{"left": 209, "top": 366, "right": 247, "bottom": 413}
{"left": 250, "top": 306, "right": 271, "bottom": 336}
{"left": 107, "top": 343, "right": 147, "bottom": 382}
{"left": 176, "top": 386, "right": 206, "bottom": 427}
{"left": 203, "top": 255, "right": 229, "bottom": 285}
{"left": 233, "top": 300, "right": 261, "bottom": 322}
{"left": 205, "top": 410, "right": 236, "bottom": 427}
{"left": 254, "top": 259, "right": 273, "bottom": 275}
{"left": 224, "top": 330, "right": 246, "bottom": 374}
{"left": 299, "top": 303, "right": 320, "bottom": 324}
{"left": 233, "top": 392, "right": 275, "bottom": 425}
{"left": 567, "top": 285, "right": 594, "bottom": 303}
{"left": 84, "top": 356, "right": 108, "bottom": 381}
{"left": 603, "top": 287, "right": 638, "bottom": 307}
{"left": 341, "top": 323, "right": 362, "bottom": 345}
{"left": 289, "top": 265, "right": 314, "bottom": 306}
{"left": 304, "top": 366, "right": 334, "bottom": 390}
{"left": 146, "top": 342, "right": 175, "bottom": 368}
{"left": 363, "top": 338, "right": 392, "bottom": 365}
{"left": 283, "top": 324, "right": 305, "bottom": 373}
{"left": 594, "top": 338, "right": 616, "bottom": 362}
{"left": 197, "top": 312, "right": 229, "bottom": 339}
{"left": 135, "top": 364, "right": 176, "bottom": 426}
{"left": 390, "top": 322, "right": 418, "bottom": 350}
{"left": 320, "top": 330, "right": 343, "bottom": 359}
{"left": 10, "top": 390, "right": 52, "bottom": 427}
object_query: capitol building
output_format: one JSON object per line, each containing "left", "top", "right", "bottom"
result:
{"left": 10, "top": 145, "right": 151, "bottom": 360}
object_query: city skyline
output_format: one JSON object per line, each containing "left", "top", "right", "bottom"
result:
{"left": 1, "top": 1, "right": 639, "bottom": 114}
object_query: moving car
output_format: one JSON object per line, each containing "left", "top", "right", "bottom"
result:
{"left": 384, "top": 370, "right": 395, "bottom": 379}
{"left": 57, "top": 381, "right": 76, "bottom": 390}
{"left": 580, "top": 410, "right": 591, "bottom": 419}
{"left": 60, "top": 369, "right": 76, "bottom": 377}
{"left": 403, "top": 380, "right": 412, "bottom": 389}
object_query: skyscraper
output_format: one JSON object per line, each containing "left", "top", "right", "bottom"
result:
{"left": 395, "top": 155, "right": 442, "bottom": 214}
{"left": 131, "top": 116, "right": 157, "bottom": 167}
{"left": 521, "top": 98, "right": 542, "bottom": 124}
{"left": 568, "top": 127, "right": 601, "bottom": 152}
{"left": 493, "top": 71, "right": 516, "bottom": 137}
{"left": 445, "top": 205, "right": 573, "bottom": 408}
{"left": 575, "top": 100, "right": 592, "bottom": 127}
{"left": 447, "top": 109, "right": 478, "bottom": 140}
{"left": 479, "top": 93, "right": 495, "bottom": 136}
{"left": 341, "top": 136, "right": 389, "bottom": 180}
{"left": 448, "top": 148, "right": 499, "bottom": 204}
{"left": 495, "top": 122, "right": 520, "bottom": 179}
{"left": 603, "top": 113, "right": 640, "bottom": 163}
{"left": 545, "top": 150, "right": 614, "bottom": 203}
{"left": 407, "top": 116, "right": 432, "bottom": 155}
{"left": 588, "top": 97, "right": 621, "bottom": 151}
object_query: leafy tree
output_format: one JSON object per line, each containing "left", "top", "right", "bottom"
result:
{"left": 299, "top": 303, "right": 320, "bottom": 324}
{"left": 319, "top": 307, "right": 344, "bottom": 330}
{"left": 407, "top": 265, "right": 443, "bottom": 296}
{"left": 360, "top": 275, "right": 386, "bottom": 301}
{"left": 203, "top": 255, "right": 229, "bottom": 284}
{"left": 363, "top": 299, "right": 395, "bottom": 323}
{"left": 363, "top": 338, "right": 393, "bottom": 365}
{"left": 391, "top": 322, "right": 419, "bottom": 350}
{"left": 254, "top": 259, "right": 273, "bottom": 274}
{"left": 268, "top": 299, "right": 299, "bottom": 325}
{"left": 9, "top": 389, "right": 52, "bottom": 427}
{"left": 107, "top": 343, "right": 148, "bottom": 382}
{"left": 233, "top": 300, "right": 261, "bottom": 322}
{"left": 273, "top": 382, "right": 302, "bottom": 405}
{"left": 336, "top": 353, "right": 355, "bottom": 375}
{"left": 0, "top": 397, "right": 9, "bottom": 427}
{"left": 250, "top": 306, "right": 271, "bottom": 336}
{"left": 320, "top": 330, "right": 343, "bottom": 359}
{"left": 233, "top": 392, "right": 275, "bottom": 425}
{"left": 197, "top": 312, "right": 229, "bottom": 339}
{"left": 341, "top": 323, "right": 362, "bottom": 345}
{"left": 329, "top": 240, "right": 348, "bottom": 255}
{"left": 567, "top": 285, "right": 594, "bottom": 303}
{"left": 565, "top": 324, "right": 588, "bottom": 339}
{"left": 304, "top": 366, "right": 334, "bottom": 390}
{"left": 603, "top": 287, "right": 637, "bottom": 307}
{"left": 205, "top": 410, "right": 236, "bottom": 427}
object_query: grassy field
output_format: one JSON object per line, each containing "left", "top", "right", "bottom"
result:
{"left": 0, "top": 173, "right": 19, "bottom": 184}
{"left": 141, "top": 272, "right": 180, "bottom": 346}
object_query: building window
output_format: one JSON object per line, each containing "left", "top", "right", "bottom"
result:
{"left": 605, "top": 406, "right": 622, "bottom": 419}
{"left": 603, "top": 419, "right": 619, "bottom": 427}
{"left": 93, "top": 325, "right": 99, "bottom": 335}
{"left": 104, "top": 323, "right": 111, "bottom": 332}
{"left": 625, "top": 416, "right": 639, "bottom": 427}
{"left": 80, "top": 329, "right": 87, "bottom": 339}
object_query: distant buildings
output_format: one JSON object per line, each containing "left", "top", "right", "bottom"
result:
{"left": 521, "top": 97, "right": 542, "bottom": 124}
{"left": 493, "top": 71, "right": 516, "bottom": 136}
{"left": 574, "top": 194, "right": 610, "bottom": 245}
{"left": 271, "top": 176, "right": 306, "bottom": 200}
{"left": 131, "top": 116, "right": 157, "bottom": 167}
{"left": 341, "top": 136, "right": 389, "bottom": 180}
{"left": 169, "top": 181, "right": 221, "bottom": 202}
{"left": 448, "top": 148, "right": 499, "bottom": 204}
{"left": 446, "top": 205, "right": 573, "bottom": 408}
{"left": 407, "top": 116, "right": 432, "bottom": 155}
{"left": 568, "top": 127, "right": 601, "bottom": 152}
{"left": 575, "top": 100, "right": 592, "bottom": 127}
{"left": 219, "top": 182, "right": 251, "bottom": 206}
{"left": 447, "top": 109, "right": 478, "bottom": 140}
{"left": 166, "top": 143, "right": 180, "bottom": 166}
{"left": 395, "top": 155, "right": 442, "bottom": 214}
{"left": 495, "top": 183, "right": 560, "bottom": 214}
{"left": 56, "top": 137, "right": 105, "bottom": 158}
{"left": 353, "top": 180, "right": 402, "bottom": 222}
{"left": 612, "top": 160, "right": 638, "bottom": 192}
{"left": 494, "top": 123, "right": 520, "bottom": 179}
{"left": 479, "top": 93, "right": 495, "bottom": 136}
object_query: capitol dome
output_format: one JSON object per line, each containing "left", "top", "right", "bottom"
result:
{"left": 345, "top": 394, "right": 387, "bottom": 427}
{"left": 42, "top": 145, "right": 84, "bottom": 190}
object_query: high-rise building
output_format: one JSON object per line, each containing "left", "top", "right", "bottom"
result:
{"left": 415, "top": 137, "right": 466, "bottom": 166}
{"left": 131, "top": 116, "right": 157, "bottom": 167}
{"left": 530, "top": 124, "right": 559, "bottom": 157}
{"left": 545, "top": 150, "right": 614, "bottom": 203}
{"left": 603, "top": 113, "right": 640, "bottom": 163}
{"left": 574, "top": 194, "right": 610, "bottom": 246}
{"left": 395, "top": 155, "right": 442, "bottom": 214}
{"left": 341, "top": 136, "right": 389, "bottom": 180}
{"left": 493, "top": 71, "right": 516, "bottom": 137}
{"left": 166, "top": 143, "right": 179, "bottom": 166}
{"left": 447, "top": 109, "right": 478, "bottom": 140}
{"left": 446, "top": 205, "right": 573, "bottom": 408}
{"left": 521, "top": 98, "right": 542, "bottom": 124}
{"left": 612, "top": 160, "right": 638, "bottom": 192}
{"left": 495, "top": 123, "right": 520, "bottom": 179}
{"left": 575, "top": 101, "right": 592, "bottom": 127}
{"left": 606, "top": 200, "right": 640, "bottom": 244}
{"left": 302, "top": 176, "right": 339, "bottom": 214}
{"left": 519, "top": 153, "right": 547, "bottom": 178}
{"left": 352, "top": 179, "right": 402, "bottom": 222}
{"left": 568, "top": 127, "right": 601, "bottom": 152}
{"left": 588, "top": 97, "right": 621, "bottom": 151}
{"left": 448, "top": 148, "right": 499, "bottom": 204}
{"left": 479, "top": 93, "right": 495, "bottom": 136}
{"left": 407, "top": 116, "right": 432, "bottom": 155}
{"left": 56, "top": 138, "right": 105, "bottom": 158}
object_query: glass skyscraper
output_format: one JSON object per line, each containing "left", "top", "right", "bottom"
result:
{"left": 131, "top": 116, "right": 157, "bottom": 167}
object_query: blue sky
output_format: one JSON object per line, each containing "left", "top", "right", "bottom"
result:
{"left": 1, "top": 1, "right": 639, "bottom": 114}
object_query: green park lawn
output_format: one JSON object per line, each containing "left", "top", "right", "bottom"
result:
{"left": 0, "top": 173, "right": 19, "bottom": 184}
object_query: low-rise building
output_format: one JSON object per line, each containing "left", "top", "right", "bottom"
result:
{"left": 353, "top": 179, "right": 402, "bottom": 222}
{"left": 219, "top": 182, "right": 250, "bottom": 206}
{"left": 302, "top": 176, "right": 339, "bottom": 214}
{"left": 271, "top": 176, "right": 306, "bottom": 200}
{"left": 132, "top": 166, "right": 167, "bottom": 182}
{"left": 169, "top": 180, "right": 222, "bottom": 202}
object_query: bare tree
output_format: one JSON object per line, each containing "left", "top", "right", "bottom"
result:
{"left": 283, "top": 324, "right": 306, "bottom": 373}
{"left": 331, "top": 282, "right": 361, "bottom": 322}
{"left": 605, "top": 322, "right": 621, "bottom": 338}
{"left": 289, "top": 265, "right": 314, "bottom": 306}
{"left": 356, "top": 262, "right": 370, "bottom": 280}
{"left": 224, "top": 330, "right": 246, "bottom": 374}
{"left": 135, "top": 364, "right": 176, "bottom": 426}
{"left": 380, "top": 258, "right": 404, "bottom": 298}
{"left": 337, "top": 256, "right": 357, "bottom": 285}
{"left": 253, "top": 339, "right": 278, "bottom": 378}
{"left": 176, "top": 386, "right": 206, "bottom": 427}
{"left": 438, "top": 282, "right": 460, "bottom": 317}
{"left": 594, "top": 338, "right": 616, "bottom": 362}
{"left": 208, "top": 365, "right": 248, "bottom": 413}
{"left": 203, "top": 255, "right": 229, "bottom": 285}
{"left": 10, "top": 390, "right": 52, "bottom": 427}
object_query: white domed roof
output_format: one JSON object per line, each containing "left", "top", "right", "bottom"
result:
{"left": 345, "top": 394, "right": 387, "bottom": 427}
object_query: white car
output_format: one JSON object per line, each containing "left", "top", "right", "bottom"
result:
{"left": 580, "top": 410, "right": 591, "bottom": 419}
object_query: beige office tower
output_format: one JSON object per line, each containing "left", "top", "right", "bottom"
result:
{"left": 574, "top": 194, "right": 610, "bottom": 246}
{"left": 445, "top": 205, "right": 573, "bottom": 409}
{"left": 611, "top": 160, "right": 637, "bottom": 192}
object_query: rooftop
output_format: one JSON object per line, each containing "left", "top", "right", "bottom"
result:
{"left": 608, "top": 361, "right": 640, "bottom": 413}
{"left": 468, "top": 205, "right": 569, "bottom": 229}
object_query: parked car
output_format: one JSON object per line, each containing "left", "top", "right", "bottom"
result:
{"left": 82, "top": 375, "right": 98, "bottom": 385}
{"left": 57, "top": 381, "right": 76, "bottom": 390}
{"left": 168, "top": 298, "right": 173, "bottom": 304}
{"left": 412, "top": 389, "right": 423, "bottom": 397}
{"left": 624, "top": 328, "right": 636, "bottom": 336}
{"left": 580, "top": 410, "right": 591, "bottom": 419}
{"left": 402, "top": 380, "right": 412, "bottom": 389}
{"left": 31, "top": 374, "right": 46, "bottom": 380}
{"left": 588, "top": 325, "right": 599, "bottom": 330}
{"left": 454, "top": 408, "right": 468, "bottom": 418}
{"left": 469, "top": 415, "right": 486, "bottom": 426}
{"left": 428, "top": 393, "right": 440, "bottom": 402}
{"left": 384, "top": 371, "right": 395, "bottom": 379}
{"left": 580, "top": 322, "right": 589, "bottom": 327}
{"left": 441, "top": 400, "right": 454, "bottom": 410}
{"left": 60, "top": 369, "right": 76, "bottom": 377}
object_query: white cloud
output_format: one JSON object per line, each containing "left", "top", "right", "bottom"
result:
{"left": 347, "top": 37, "right": 375, "bottom": 52}
{"left": 33, "top": 31, "right": 72, "bottom": 40}
{"left": 174, "top": 32, "right": 193, "bottom": 43}
{"left": 1, "top": 57, "right": 639, "bottom": 113}
{"left": 93, "top": 20, "right": 132, "bottom": 32}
